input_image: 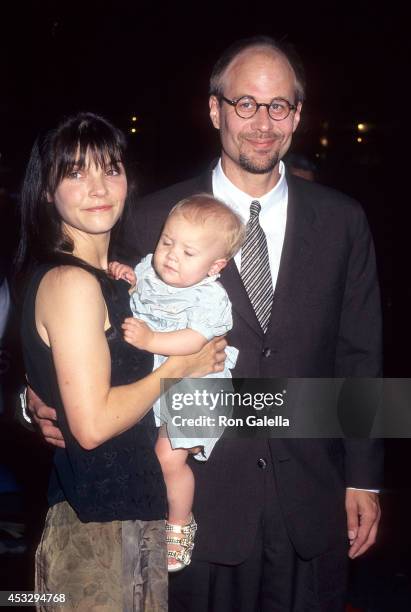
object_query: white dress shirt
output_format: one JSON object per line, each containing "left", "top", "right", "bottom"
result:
{"left": 212, "top": 159, "right": 287, "bottom": 291}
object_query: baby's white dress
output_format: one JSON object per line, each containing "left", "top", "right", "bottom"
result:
{"left": 130, "top": 254, "right": 237, "bottom": 460}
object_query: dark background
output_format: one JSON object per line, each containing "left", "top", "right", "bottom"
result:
{"left": 1, "top": 1, "right": 410, "bottom": 609}
{"left": 1, "top": 0, "right": 410, "bottom": 372}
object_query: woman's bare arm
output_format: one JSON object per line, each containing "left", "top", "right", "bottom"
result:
{"left": 37, "top": 267, "right": 225, "bottom": 450}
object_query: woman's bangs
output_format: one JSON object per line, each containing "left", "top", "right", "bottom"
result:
{"left": 50, "top": 120, "right": 125, "bottom": 189}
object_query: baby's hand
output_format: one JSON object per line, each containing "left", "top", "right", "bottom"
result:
{"left": 108, "top": 261, "right": 136, "bottom": 286}
{"left": 122, "top": 317, "right": 154, "bottom": 350}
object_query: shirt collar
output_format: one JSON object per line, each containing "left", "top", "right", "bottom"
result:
{"left": 212, "top": 158, "right": 288, "bottom": 220}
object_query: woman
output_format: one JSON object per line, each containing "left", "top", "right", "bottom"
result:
{"left": 16, "top": 112, "right": 225, "bottom": 611}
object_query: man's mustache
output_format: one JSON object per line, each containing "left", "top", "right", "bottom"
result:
{"left": 241, "top": 132, "right": 280, "bottom": 140}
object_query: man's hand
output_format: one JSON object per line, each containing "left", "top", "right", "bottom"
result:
{"left": 346, "top": 489, "right": 381, "bottom": 559}
{"left": 122, "top": 317, "right": 155, "bottom": 351}
{"left": 27, "top": 387, "right": 65, "bottom": 448}
{"left": 108, "top": 261, "right": 136, "bottom": 286}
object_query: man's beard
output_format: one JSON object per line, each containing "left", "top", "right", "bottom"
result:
{"left": 239, "top": 151, "right": 280, "bottom": 174}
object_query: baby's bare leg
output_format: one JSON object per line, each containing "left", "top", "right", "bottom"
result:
{"left": 155, "top": 433, "right": 194, "bottom": 524}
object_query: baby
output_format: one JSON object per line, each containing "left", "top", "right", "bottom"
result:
{"left": 109, "top": 193, "right": 245, "bottom": 571}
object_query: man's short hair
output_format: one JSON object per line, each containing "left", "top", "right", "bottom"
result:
{"left": 209, "top": 35, "right": 306, "bottom": 104}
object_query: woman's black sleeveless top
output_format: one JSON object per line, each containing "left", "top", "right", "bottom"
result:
{"left": 21, "top": 264, "right": 166, "bottom": 523}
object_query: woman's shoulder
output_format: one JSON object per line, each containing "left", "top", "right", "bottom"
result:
{"left": 41, "top": 264, "right": 102, "bottom": 288}
{"left": 38, "top": 265, "right": 105, "bottom": 309}
{"left": 35, "top": 265, "right": 108, "bottom": 337}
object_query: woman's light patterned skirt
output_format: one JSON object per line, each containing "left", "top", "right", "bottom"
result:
{"left": 35, "top": 501, "right": 167, "bottom": 611}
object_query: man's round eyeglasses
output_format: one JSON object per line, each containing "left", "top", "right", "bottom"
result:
{"left": 219, "top": 95, "right": 297, "bottom": 121}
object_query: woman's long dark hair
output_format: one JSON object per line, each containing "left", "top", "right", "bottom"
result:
{"left": 15, "top": 112, "right": 129, "bottom": 287}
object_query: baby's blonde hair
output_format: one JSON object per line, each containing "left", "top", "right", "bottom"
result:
{"left": 169, "top": 193, "right": 245, "bottom": 259}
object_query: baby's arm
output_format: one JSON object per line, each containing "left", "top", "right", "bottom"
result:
{"left": 122, "top": 318, "right": 207, "bottom": 355}
{"left": 108, "top": 261, "right": 137, "bottom": 286}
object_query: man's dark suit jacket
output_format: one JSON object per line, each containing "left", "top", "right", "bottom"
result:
{"left": 116, "top": 167, "right": 383, "bottom": 565}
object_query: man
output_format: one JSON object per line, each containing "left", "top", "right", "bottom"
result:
{"left": 31, "top": 36, "right": 382, "bottom": 611}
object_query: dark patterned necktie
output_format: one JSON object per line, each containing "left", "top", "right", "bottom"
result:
{"left": 240, "top": 200, "right": 273, "bottom": 332}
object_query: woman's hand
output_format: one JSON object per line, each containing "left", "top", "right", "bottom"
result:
{"left": 164, "top": 336, "right": 228, "bottom": 379}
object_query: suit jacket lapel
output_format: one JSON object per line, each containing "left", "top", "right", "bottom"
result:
{"left": 220, "top": 259, "right": 263, "bottom": 336}
{"left": 265, "top": 174, "right": 318, "bottom": 339}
